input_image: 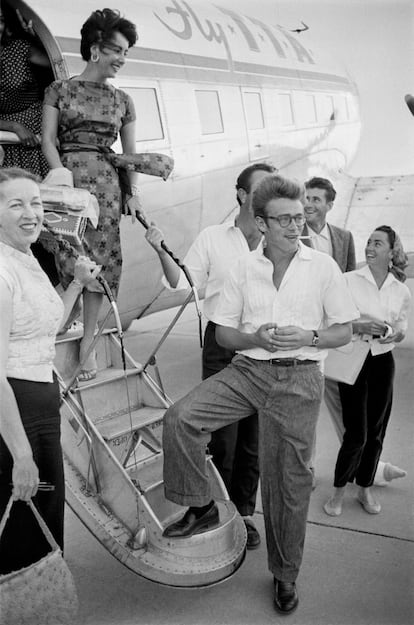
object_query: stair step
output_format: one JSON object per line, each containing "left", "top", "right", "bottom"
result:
{"left": 128, "top": 455, "right": 163, "bottom": 493}
{"left": 55, "top": 329, "right": 137, "bottom": 381}
{"left": 71, "top": 367, "right": 144, "bottom": 421}
{"left": 76, "top": 366, "right": 142, "bottom": 389}
{"left": 96, "top": 406, "right": 164, "bottom": 442}
{"left": 96, "top": 406, "right": 164, "bottom": 466}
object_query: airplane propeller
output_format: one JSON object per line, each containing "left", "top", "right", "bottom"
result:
{"left": 404, "top": 94, "right": 414, "bottom": 117}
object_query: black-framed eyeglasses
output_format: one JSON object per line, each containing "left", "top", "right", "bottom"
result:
{"left": 259, "top": 214, "right": 306, "bottom": 228}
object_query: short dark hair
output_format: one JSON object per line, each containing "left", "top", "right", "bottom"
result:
{"left": 252, "top": 175, "right": 304, "bottom": 218}
{"left": 235, "top": 163, "right": 276, "bottom": 206}
{"left": 305, "top": 176, "right": 336, "bottom": 203}
{"left": 80, "top": 8, "right": 137, "bottom": 61}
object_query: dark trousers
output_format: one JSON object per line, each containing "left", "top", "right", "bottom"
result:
{"left": 334, "top": 351, "right": 395, "bottom": 488}
{"left": 202, "top": 321, "right": 259, "bottom": 517}
{"left": 0, "top": 376, "right": 65, "bottom": 574}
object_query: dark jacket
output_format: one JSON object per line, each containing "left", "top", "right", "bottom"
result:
{"left": 301, "top": 223, "right": 356, "bottom": 273}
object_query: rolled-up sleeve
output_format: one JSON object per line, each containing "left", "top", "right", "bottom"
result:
{"left": 211, "top": 264, "right": 244, "bottom": 329}
{"left": 322, "top": 261, "right": 360, "bottom": 325}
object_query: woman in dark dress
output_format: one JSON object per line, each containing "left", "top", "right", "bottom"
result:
{"left": 0, "top": 0, "right": 59, "bottom": 282}
{"left": 0, "top": 1, "right": 50, "bottom": 176}
{"left": 42, "top": 9, "right": 140, "bottom": 380}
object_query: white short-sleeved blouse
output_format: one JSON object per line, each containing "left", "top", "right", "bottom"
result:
{"left": 0, "top": 242, "right": 64, "bottom": 382}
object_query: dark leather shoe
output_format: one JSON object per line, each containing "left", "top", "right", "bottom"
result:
{"left": 163, "top": 504, "right": 219, "bottom": 538}
{"left": 244, "top": 518, "right": 261, "bottom": 549}
{"left": 274, "top": 579, "right": 299, "bottom": 614}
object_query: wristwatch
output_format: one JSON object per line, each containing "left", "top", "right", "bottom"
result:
{"left": 311, "top": 330, "right": 320, "bottom": 347}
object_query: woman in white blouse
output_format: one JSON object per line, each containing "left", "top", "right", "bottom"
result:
{"left": 324, "top": 225, "right": 411, "bottom": 517}
{"left": 0, "top": 167, "right": 100, "bottom": 574}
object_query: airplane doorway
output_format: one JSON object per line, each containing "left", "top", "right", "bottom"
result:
{"left": 12, "top": 0, "right": 68, "bottom": 82}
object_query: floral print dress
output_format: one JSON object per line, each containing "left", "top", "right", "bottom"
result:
{"left": 43, "top": 79, "right": 136, "bottom": 292}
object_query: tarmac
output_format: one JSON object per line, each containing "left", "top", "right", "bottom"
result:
{"left": 65, "top": 305, "right": 414, "bottom": 625}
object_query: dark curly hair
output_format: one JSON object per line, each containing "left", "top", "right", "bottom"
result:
{"left": 80, "top": 8, "right": 137, "bottom": 61}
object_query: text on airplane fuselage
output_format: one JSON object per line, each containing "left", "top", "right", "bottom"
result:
{"left": 154, "top": 0, "right": 315, "bottom": 68}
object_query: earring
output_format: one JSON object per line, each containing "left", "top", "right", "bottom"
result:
{"left": 388, "top": 260, "right": 393, "bottom": 270}
{"left": 91, "top": 51, "right": 99, "bottom": 63}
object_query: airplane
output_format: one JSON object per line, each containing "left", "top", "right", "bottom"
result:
{"left": 4, "top": 0, "right": 365, "bottom": 327}
{"left": 2, "top": 0, "right": 413, "bottom": 588}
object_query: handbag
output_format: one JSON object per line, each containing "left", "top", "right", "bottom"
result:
{"left": 323, "top": 339, "right": 370, "bottom": 385}
{"left": 0, "top": 496, "right": 79, "bottom": 625}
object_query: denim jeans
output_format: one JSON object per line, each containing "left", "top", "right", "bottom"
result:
{"left": 202, "top": 322, "right": 259, "bottom": 516}
{"left": 163, "top": 354, "right": 323, "bottom": 582}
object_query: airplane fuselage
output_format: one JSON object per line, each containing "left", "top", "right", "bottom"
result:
{"left": 15, "top": 0, "right": 361, "bottom": 327}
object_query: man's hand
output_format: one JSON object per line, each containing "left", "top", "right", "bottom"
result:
{"left": 253, "top": 323, "right": 280, "bottom": 351}
{"left": 145, "top": 223, "right": 165, "bottom": 253}
{"left": 271, "top": 325, "right": 312, "bottom": 351}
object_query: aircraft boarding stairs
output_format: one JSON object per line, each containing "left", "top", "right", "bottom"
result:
{"left": 54, "top": 328, "right": 246, "bottom": 587}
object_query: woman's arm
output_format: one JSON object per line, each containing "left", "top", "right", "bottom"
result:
{"left": 57, "top": 257, "right": 101, "bottom": 332}
{"left": 0, "top": 119, "right": 39, "bottom": 147}
{"left": 41, "top": 104, "right": 63, "bottom": 168}
{"left": 120, "top": 120, "right": 141, "bottom": 222}
{"left": 0, "top": 280, "right": 39, "bottom": 501}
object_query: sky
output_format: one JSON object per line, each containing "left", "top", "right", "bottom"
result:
{"left": 224, "top": 0, "right": 414, "bottom": 176}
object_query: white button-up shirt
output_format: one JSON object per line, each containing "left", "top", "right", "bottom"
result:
{"left": 345, "top": 265, "right": 411, "bottom": 356}
{"left": 163, "top": 221, "right": 262, "bottom": 321}
{"left": 307, "top": 223, "right": 333, "bottom": 256}
{"left": 0, "top": 242, "right": 64, "bottom": 382}
{"left": 212, "top": 243, "right": 359, "bottom": 362}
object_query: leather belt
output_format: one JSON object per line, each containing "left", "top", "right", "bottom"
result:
{"left": 266, "top": 358, "right": 316, "bottom": 367}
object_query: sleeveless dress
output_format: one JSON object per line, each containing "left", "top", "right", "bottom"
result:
{"left": 0, "top": 38, "right": 49, "bottom": 177}
{"left": 43, "top": 79, "right": 136, "bottom": 293}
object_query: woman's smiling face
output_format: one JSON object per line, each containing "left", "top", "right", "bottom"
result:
{"left": 365, "top": 229, "right": 393, "bottom": 270}
{"left": 0, "top": 178, "right": 43, "bottom": 253}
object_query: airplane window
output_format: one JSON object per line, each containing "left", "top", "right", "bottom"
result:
{"left": 275, "top": 93, "right": 294, "bottom": 126}
{"left": 293, "top": 92, "right": 317, "bottom": 126}
{"left": 316, "top": 95, "right": 334, "bottom": 122}
{"left": 195, "top": 90, "right": 224, "bottom": 135}
{"left": 243, "top": 92, "right": 265, "bottom": 130}
{"left": 128, "top": 88, "right": 164, "bottom": 141}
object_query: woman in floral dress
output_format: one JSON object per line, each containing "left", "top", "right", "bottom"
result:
{"left": 42, "top": 9, "right": 140, "bottom": 380}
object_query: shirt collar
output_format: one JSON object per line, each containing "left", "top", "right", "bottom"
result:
{"left": 255, "top": 240, "right": 311, "bottom": 262}
{"left": 353, "top": 264, "right": 399, "bottom": 287}
{"left": 307, "top": 223, "right": 330, "bottom": 240}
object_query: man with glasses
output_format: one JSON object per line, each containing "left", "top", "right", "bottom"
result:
{"left": 160, "top": 174, "right": 358, "bottom": 614}
{"left": 145, "top": 163, "right": 275, "bottom": 549}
